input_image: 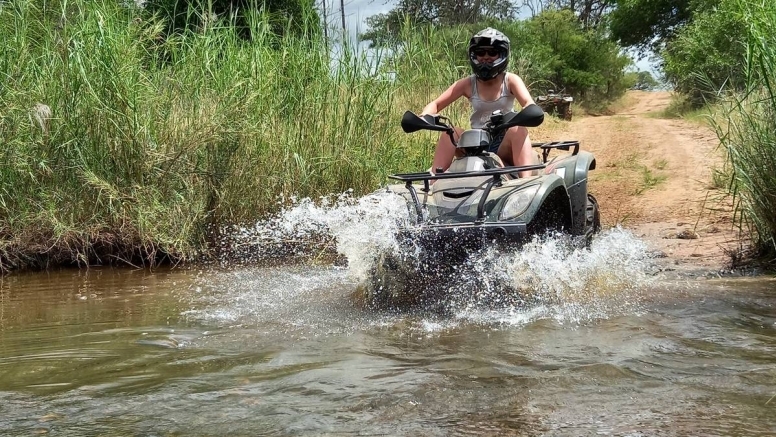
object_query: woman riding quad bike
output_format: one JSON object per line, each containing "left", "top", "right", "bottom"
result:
{"left": 362, "top": 104, "right": 601, "bottom": 309}
{"left": 421, "top": 28, "right": 540, "bottom": 178}
{"left": 359, "top": 28, "right": 600, "bottom": 309}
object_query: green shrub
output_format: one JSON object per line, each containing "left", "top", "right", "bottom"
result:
{"left": 0, "top": 0, "right": 424, "bottom": 270}
{"left": 711, "top": 0, "right": 776, "bottom": 258}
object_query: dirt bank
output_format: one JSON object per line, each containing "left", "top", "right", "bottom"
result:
{"left": 537, "top": 90, "right": 742, "bottom": 272}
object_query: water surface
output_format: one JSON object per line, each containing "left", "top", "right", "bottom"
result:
{"left": 2, "top": 191, "right": 774, "bottom": 435}
{"left": 1, "top": 266, "right": 774, "bottom": 436}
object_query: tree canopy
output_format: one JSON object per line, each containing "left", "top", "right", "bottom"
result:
{"left": 359, "top": 0, "right": 518, "bottom": 47}
{"left": 522, "top": 0, "right": 615, "bottom": 28}
{"left": 661, "top": 0, "right": 746, "bottom": 101}
{"left": 608, "top": 0, "right": 720, "bottom": 53}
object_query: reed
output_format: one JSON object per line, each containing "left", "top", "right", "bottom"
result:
{"left": 0, "top": 0, "right": 491, "bottom": 271}
{"left": 711, "top": 0, "right": 776, "bottom": 257}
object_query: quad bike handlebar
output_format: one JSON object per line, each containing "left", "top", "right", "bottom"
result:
{"left": 401, "top": 104, "right": 545, "bottom": 148}
{"left": 487, "top": 104, "right": 545, "bottom": 132}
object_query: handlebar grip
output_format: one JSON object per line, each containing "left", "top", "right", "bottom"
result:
{"left": 421, "top": 114, "right": 437, "bottom": 125}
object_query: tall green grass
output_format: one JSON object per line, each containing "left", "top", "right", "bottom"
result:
{"left": 712, "top": 0, "right": 776, "bottom": 259}
{"left": 0, "top": 0, "right": 502, "bottom": 271}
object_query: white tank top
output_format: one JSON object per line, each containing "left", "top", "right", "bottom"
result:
{"left": 468, "top": 74, "right": 516, "bottom": 129}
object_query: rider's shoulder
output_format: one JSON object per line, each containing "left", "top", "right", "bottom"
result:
{"left": 452, "top": 76, "right": 473, "bottom": 95}
{"left": 454, "top": 76, "right": 474, "bottom": 87}
{"left": 505, "top": 72, "right": 525, "bottom": 83}
{"left": 505, "top": 73, "right": 529, "bottom": 93}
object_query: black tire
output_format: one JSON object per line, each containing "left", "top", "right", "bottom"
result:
{"left": 558, "top": 103, "right": 572, "bottom": 121}
{"left": 586, "top": 193, "right": 601, "bottom": 233}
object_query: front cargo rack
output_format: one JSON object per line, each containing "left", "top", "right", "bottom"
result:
{"left": 388, "top": 163, "right": 547, "bottom": 223}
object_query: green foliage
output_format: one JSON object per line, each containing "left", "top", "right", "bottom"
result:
{"left": 371, "top": 10, "right": 632, "bottom": 110}
{"left": 625, "top": 70, "right": 659, "bottom": 90}
{"left": 0, "top": 0, "right": 414, "bottom": 271}
{"left": 0, "top": 0, "right": 642, "bottom": 271}
{"left": 517, "top": 0, "right": 616, "bottom": 29}
{"left": 711, "top": 0, "right": 776, "bottom": 257}
{"left": 524, "top": 9, "right": 632, "bottom": 107}
{"left": 142, "top": 0, "right": 320, "bottom": 39}
{"left": 610, "top": 0, "right": 748, "bottom": 107}
{"left": 378, "top": 21, "right": 554, "bottom": 90}
{"left": 662, "top": 0, "right": 747, "bottom": 105}
{"left": 359, "top": 0, "right": 517, "bottom": 48}
{"left": 659, "top": 94, "right": 697, "bottom": 118}
{"left": 609, "top": 0, "right": 719, "bottom": 53}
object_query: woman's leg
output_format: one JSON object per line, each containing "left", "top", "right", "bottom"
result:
{"left": 430, "top": 127, "right": 463, "bottom": 173}
{"left": 497, "top": 126, "right": 537, "bottom": 177}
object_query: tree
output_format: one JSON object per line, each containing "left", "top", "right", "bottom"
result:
{"left": 608, "top": 0, "right": 720, "bottom": 54}
{"left": 359, "top": 0, "right": 518, "bottom": 47}
{"left": 627, "top": 70, "right": 660, "bottom": 90}
{"left": 661, "top": 0, "right": 747, "bottom": 102}
{"left": 523, "top": 0, "right": 616, "bottom": 28}
{"left": 525, "top": 9, "right": 631, "bottom": 103}
{"left": 609, "top": 0, "right": 745, "bottom": 104}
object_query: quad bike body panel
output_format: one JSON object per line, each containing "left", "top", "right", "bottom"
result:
{"left": 390, "top": 108, "right": 599, "bottom": 248}
{"left": 362, "top": 106, "right": 599, "bottom": 309}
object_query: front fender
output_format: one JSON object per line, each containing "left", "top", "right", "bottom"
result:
{"left": 543, "top": 151, "right": 596, "bottom": 233}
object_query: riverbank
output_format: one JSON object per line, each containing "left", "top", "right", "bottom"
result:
{"left": 1, "top": 90, "right": 752, "bottom": 276}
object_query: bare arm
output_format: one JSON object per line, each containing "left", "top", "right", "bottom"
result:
{"left": 421, "top": 78, "right": 468, "bottom": 115}
{"left": 507, "top": 73, "right": 535, "bottom": 108}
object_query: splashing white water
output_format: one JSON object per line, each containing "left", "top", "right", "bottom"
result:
{"left": 504, "top": 228, "right": 651, "bottom": 298}
{"left": 488, "top": 227, "right": 654, "bottom": 322}
{"left": 181, "top": 265, "right": 356, "bottom": 330}
{"left": 218, "top": 190, "right": 657, "bottom": 320}
{"left": 220, "top": 189, "right": 412, "bottom": 275}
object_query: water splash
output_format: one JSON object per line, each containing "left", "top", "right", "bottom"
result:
{"left": 484, "top": 227, "right": 654, "bottom": 323}
{"left": 213, "top": 190, "right": 657, "bottom": 322}
{"left": 216, "top": 190, "right": 412, "bottom": 276}
{"left": 179, "top": 265, "right": 376, "bottom": 337}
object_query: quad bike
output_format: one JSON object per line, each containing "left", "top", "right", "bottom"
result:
{"left": 362, "top": 104, "right": 600, "bottom": 309}
{"left": 536, "top": 90, "right": 573, "bottom": 121}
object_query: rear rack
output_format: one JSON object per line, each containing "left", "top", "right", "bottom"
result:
{"left": 533, "top": 140, "right": 580, "bottom": 163}
{"left": 388, "top": 164, "right": 546, "bottom": 224}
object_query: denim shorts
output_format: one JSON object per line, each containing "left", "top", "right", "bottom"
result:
{"left": 487, "top": 130, "right": 505, "bottom": 153}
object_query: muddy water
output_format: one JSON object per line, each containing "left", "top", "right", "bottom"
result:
{"left": 2, "top": 192, "right": 775, "bottom": 436}
{"left": 1, "top": 264, "right": 775, "bottom": 436}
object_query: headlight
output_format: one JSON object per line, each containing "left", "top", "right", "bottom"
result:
{"left": 499, "top": 185, "right": 540, "bottom": 220}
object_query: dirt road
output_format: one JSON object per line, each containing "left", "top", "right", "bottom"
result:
{"left": 536, "top": 91, "right": 741, "bottom": 271}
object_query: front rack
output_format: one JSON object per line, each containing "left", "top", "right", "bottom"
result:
{"left": 388, "top": 164, "right": 547, "bottom": 224}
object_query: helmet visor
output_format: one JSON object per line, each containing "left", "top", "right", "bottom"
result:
{"left": 473, "top": 47, "right": 500, "bottom": 57}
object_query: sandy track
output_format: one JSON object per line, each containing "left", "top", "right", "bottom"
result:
{"left": 536, "top": 91, "right": 741, "bottom": 271}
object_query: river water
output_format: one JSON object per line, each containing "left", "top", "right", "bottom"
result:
{"left": 1, "top": 192, "right": 775, "bottom": 436}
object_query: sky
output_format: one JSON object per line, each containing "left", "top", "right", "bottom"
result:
{"left": 318, "top": 0, "right": 659, "bottom": 75}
